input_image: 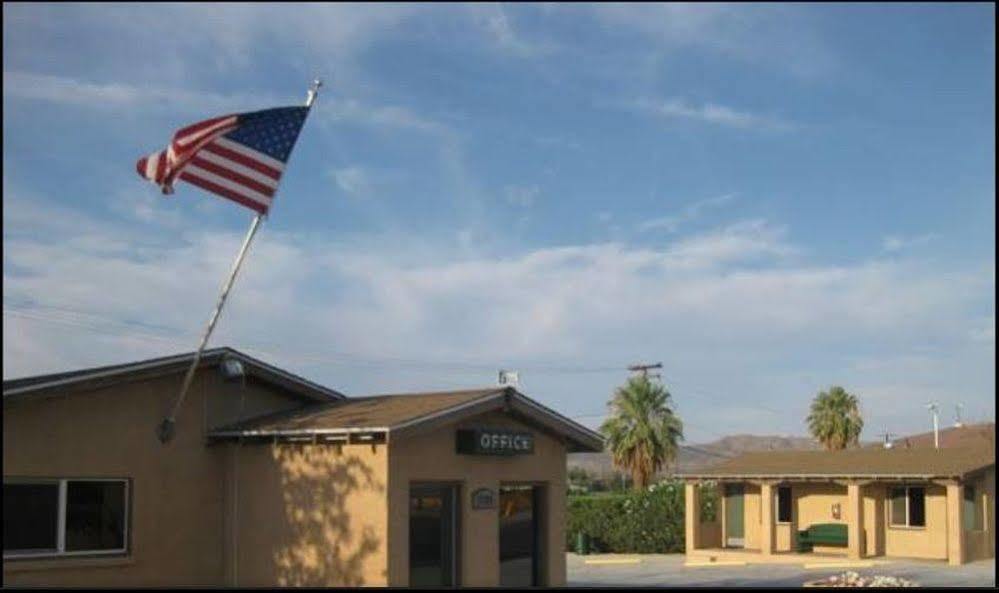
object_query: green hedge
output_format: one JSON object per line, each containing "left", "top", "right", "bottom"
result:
{"left": 567, "top": 480, "right": 717, "bottom": 554}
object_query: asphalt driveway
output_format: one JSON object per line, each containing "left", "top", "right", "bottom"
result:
{"left": 567, "top": 554, "right": 996, "bottom": 588}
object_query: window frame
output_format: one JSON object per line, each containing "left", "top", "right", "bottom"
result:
{"left": 3, "top": 477, "right": 130, "bottom": 560}
{"left": 887, "top": 485, "right": 926, "bottom": 530}
{"left": 775, "top": 485, "right": 792, "bottom": 524}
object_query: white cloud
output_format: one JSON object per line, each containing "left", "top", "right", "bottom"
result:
{"left": 882, "top": 233, "right": 939, "bottom": 253}
{"left": 634, "top": 97, "right": 792, "bottom": 131}
{"left": 331, "top": 166, "right": 372, "bottom": 198}
{"left": 504, "top": 185, "right": 540, "bottom": 208}
{"left": 639, "top": 193, "right": 737, "bottom": 233}
{"left": 2, "top": 71, "right": 280, "bottom": 114}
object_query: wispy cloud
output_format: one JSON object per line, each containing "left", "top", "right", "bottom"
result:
{"left": 634, "top": 97, "right": 793, "bottom": 131}
{"left": 504, "top": 185, "right": 540, "bottom": 208}
{"left": 330, "top": 166, "right": 372, "bottom": 199}
{"left": 2, "top": 71, "right": 280, "bottom": 114}
{"left": 882, "top": 233, "right": 939, "bottom": 253}
{"left": 638, "top": 193, "right": 737, "bottom": 233}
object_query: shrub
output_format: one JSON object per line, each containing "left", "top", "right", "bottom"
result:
{"left": 567, "top": 479, "right": 718, "bottom": 554}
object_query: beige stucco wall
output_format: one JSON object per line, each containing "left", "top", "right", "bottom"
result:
{"left": 386, "top": 410, "right": 568, "bottom": 587}
{"left": 2, "top": 368, "right": 306, "bottom": 586}
{"left": 227, "top": 442, "right": 389, "bottom": 586}
{"left": 883, "top": 484, "right": 948, "bottom": 560}
{"left": 742, "top": 483, "right": 761, "bottom": 550}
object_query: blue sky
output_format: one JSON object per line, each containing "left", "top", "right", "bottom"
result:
{"left": 3, "top": 3, "right": 995, "bottom": 443}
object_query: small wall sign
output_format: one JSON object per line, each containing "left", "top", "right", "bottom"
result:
{"left": 456, "top": 428, "right": 534, "bottom": 456}
{"left": 831, "top": 503, "right": 841, "bottom": 520}
{"left": 471, "top": 488, "right": 497, "bottom": 509}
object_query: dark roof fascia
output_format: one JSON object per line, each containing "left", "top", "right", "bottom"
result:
{"left": 3, "top": 347, "right": 345, "bottom": 405}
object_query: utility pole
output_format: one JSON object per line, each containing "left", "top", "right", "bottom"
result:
{"left": 628, "top": 362, "right": 663, "bottom": 381}
{"left": 927, "top": 402, "right": 940, "bottom": 449}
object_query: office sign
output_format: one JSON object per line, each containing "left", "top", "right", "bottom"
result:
{"left": 456, "top": 428, "right": 534, "bottom": 456}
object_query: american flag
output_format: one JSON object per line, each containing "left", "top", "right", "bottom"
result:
{"left": 136, "top": 106, "right": 310, "bottom": 214}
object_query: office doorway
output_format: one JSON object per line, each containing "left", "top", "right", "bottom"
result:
{"left": 499, "top": 484, "right": 543, "bottom": 586}
{"left": 409, "top": 484, "right": 458, "bottom": 587}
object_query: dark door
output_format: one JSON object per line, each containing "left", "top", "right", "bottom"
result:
{"left": 409, "top": 485, "right": 457, "bottom": 587}
{"left": 499, "top": 485, "right": 542, "bottom": 587}
{"left": 724, "top": 484, "right": 745, "bottom": 548}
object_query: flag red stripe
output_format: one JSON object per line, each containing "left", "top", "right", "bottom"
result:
{"left": 188, "top": 155, "right": 275, "bottom": 197}
{"left": 179, "top": 171, "right": 269, "bottom": 214}
{"left": 136, "top": 157, "right": 147, "bottom": 179}
{"left": 201, "top": 141, "right": 282, "bottom": 180}
{"left": 156, "top": 151, "right": 167, "bottom": 184}
{"left": 173, "top": 115, "right": 236, "bottom": 142}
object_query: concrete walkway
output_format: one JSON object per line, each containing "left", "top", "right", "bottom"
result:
{"left": 567, "top": 553, "right": 996, "bottom": 587}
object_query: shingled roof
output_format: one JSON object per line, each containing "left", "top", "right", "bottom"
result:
{"left": 209, "top": 386, "right": 604, "bottom": 452}
{"left": 678, "top": 443, "right": 995, "bottom": 480}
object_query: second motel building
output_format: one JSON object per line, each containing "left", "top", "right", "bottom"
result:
{"left": 3, "top": 348, "right": 603, "bottom": 587}
{"left": 680, "top": 445, "right": 995, "bottom": 565}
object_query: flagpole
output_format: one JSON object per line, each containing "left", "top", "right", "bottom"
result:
{"left": 157, "top": 79, "right": 322, "bottom": 443}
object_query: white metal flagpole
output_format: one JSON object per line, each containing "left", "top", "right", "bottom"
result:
{"left": 157, "top": 79, "right": 322, "bottom": 443}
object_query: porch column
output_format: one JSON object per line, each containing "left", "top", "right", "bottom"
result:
{"left": 760, "top": 482, "right": 775, "bottom": 555}
{"left": 847, "top": 482, "right": 865, "bottom": 560}
{"left": 685, "top": 482, "right": 701, "bottom": 554}
{"left": 720, "top": 486, "right": 728, "bottom": 547}
{"left": 946, "top": 482, "right": 965, "bottom": 566}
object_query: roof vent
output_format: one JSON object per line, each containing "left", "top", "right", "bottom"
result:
{"left": 221, "top": 357, "right": 245, "bottom": 382}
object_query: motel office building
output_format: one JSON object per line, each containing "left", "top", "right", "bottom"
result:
{"left": 3, "top": 348, "right": 603, "bottom": 587}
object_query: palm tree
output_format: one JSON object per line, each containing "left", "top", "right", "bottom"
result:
{"left": 807, "top": 386, "right": 864, "bottom": 450}
{"left": 600, "top": 375, "right": 684, "bottom": 490}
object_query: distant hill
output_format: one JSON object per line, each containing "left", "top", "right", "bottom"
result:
{"left": 569, "top": 434, "right": 825, "bottom": 479}
{"left": 571, "top": 422, "right": 997, "bottom": 481}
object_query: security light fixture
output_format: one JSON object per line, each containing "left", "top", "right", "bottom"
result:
{"left": 221, "top": 357, "right": 245, "bottom": 381}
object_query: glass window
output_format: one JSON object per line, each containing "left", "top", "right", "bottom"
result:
{"left": 908, "top": 487, "right": 925, "bottom": 527}
{"left": 889, "top": 486, "right": 925, "bottom": 528}
{"left": 964, "top": 486, "right": 983, "bottom": 531}
{"left": 65, "top": 481, "right": 126, "bottom": 552}
{"left": 2, "top": 479, "right": 128, "bottom": 558}
{"left": 889, "top": 487, "right": 907, "bottom": 526}
{"left": 3, "top": 483, "right": 60, "bottom": 553}
{"left": 776, "top": 486, "right": 792, "bottom": 523}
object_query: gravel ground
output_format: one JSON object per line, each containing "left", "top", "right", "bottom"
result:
{"left": 567, "top": 553, "right": 996, "bottom": 588}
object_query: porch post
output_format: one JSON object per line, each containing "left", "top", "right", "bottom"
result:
{"left": 760, "top": 482, "right": 775, "bottom": 555}
{"left": 685, "top": 482, "right": 701, "bottom": 554}
{"left": 946, "top": 482, "right": 965, "bottom": 565}
{"left": 720, "top": 485, "right": 728, "bottom": 547}
{"left": 847, "top": 482, "right": 865, "bottom": 559}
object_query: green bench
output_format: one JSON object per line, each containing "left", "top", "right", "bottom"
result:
{"left": 796, "top": 523, "right": 848, "bottom": 552}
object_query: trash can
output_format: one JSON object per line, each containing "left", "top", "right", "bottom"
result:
{"left": 575, "top": 532, "right": 590, "bottom": 555}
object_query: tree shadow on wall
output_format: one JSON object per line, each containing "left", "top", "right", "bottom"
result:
{"left": 272, "top": 444, "right": 385, "bottom": 586}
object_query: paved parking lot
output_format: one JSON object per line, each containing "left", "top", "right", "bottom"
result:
{"left": 567, "top": 554, "right": 996, "bottom": 588}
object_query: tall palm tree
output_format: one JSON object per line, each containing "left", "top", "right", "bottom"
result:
{"left": 600, "top": 375, "right": 684, "bottom": 490}
{"left": 807, "top": 386, "right": 864, "bottom": 450}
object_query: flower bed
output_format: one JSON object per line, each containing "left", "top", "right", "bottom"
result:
{"left": 803, "top": 571, "right": 919, "bottom": 588}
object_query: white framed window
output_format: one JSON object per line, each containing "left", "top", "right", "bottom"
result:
{"left": 888, "top": 485, "right": 925, "bottom": 528}
{"left": 3, "top": 478, "right": 129, "bottom": 559}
